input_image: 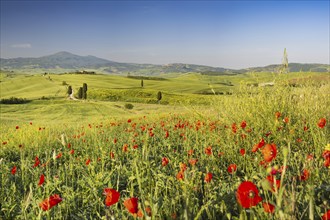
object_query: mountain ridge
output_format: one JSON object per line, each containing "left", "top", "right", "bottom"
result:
{"left": 1, "top": 51, "right": 329, "bottom": 75}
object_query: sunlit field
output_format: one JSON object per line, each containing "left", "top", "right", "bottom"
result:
{"left": 1, "top": 72, "right": 329, "bottom": 219}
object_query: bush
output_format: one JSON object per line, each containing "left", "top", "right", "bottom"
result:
{"left": 124, "top": 103, "right": 134, "bottom": 109}
{"left": 0, "top": 97, "right": 30, "bottom": 104}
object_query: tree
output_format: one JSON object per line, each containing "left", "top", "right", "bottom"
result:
{"left": 67, "top": 86, "right": 72, "bottom": 96}
{"left": 281, "top": 48, "right": 289, "bottom": 74}
{"left": 141, "top": 79, "right": 144, "bottom": 88}
{"left": 157, "top": 91, "right": 162, "bottom": 104}
{"left": 82, "top": 83, "right": 88, "bottom": 99}
{"left": 78, "top": 87, "right": 83, "bottom": 99}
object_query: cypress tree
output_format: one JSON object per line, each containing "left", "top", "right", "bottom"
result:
{"left": 82, "top": 83, "right": 88, "bottom": 99}
{"left": 78, "top": 87, "right": 83, "bottom": 99}
{"left": 157, "top": 91, "right": 162, "bottom": 104}
{"left": 67, "top": 86, "right": 72, "bottom": 96}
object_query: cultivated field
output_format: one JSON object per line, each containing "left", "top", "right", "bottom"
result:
{"left": 0, "top": 71, "right": 329, "bottom": 219}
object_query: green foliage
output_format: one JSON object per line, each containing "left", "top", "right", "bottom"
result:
{"left": 157, "top": 91, "right": 162, "bottom": 101}
{"left": 0, "top": 97, "right": 30, "bottom": 104}
{"left": 124, "top": 103, "right": 134, "bottom": 109}
{"left": 77, "top": 87, "right": 83, "bottom": 99}
{"left": 67, "top": 85, "right": 72, "bottom": 95}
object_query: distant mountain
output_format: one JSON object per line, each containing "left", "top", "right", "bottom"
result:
{"left": 246, "top": 63, "right": 329, "bottom": 73}
{"left": 1, "top": 52, "right": 329, "bottom": 75}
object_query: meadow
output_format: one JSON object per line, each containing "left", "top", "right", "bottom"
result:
{"left": 0, "top": 71, "right": 329, "bottom": 219}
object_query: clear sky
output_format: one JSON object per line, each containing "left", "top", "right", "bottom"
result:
{"left": 0, "top": 0, "right": 329, "bottom": 69}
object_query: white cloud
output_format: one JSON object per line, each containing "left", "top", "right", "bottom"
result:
{"left": 11, "top": 43, "right": 32, "bottom": 48}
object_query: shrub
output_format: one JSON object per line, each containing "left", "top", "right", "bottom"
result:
{"left": 0, "top": 97, "right": 30, "bottom": 104}
{"left": 124, "top": 103, "right": 134, "bottom": 109}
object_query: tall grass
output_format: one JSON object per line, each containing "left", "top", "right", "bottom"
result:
{"left": 0, "top": 74, "right": 329, "bottom": 219}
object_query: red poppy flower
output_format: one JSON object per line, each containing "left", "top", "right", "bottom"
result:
{"left": 205, "top": 146, "right": 212, "bottom": 156}
{"left": 165, "top": 130, "right": 169, "bottom": 138}
{"left": 11, "top": 166, "right": 17, "bottom": 175}
{"left": 70, "top": 149, "right": 75, "bottom": 155}
{"left": 187, "top": 149, "right": 194, "bottom": 156}
{"left": 323, "top": 150, "right": 330, "bottom": 159}
{"left": 204, "top": 172, "right": 213, "bottom": 183}
{"left": 124, "top": 197, "right": 139, "bottom": 214}
{"left": 261, "top": 143, "right": 277, "bottom": 162}
{"left": 162, "top": 157, "right": 169, "bottom": 166}
{"left": 180, "top": 163, "right": 187, "bottom": 172}
{"left": 33, "top": 156, "right": 40, "bottom": 168}
{"left": 275, "top": 111, "right": 281, "bottom": 119}
{"left": 232, "top": 123, "right": 237, "bottom": 133}
{"left": 227, "top": 164, "right": 237, "bottom": 174}
{"left": 252, "top": 139, "right": 265, "bottom": 152}
{"left": 263, "top": 202, "right": 275, "bottom": 213}
{"left": 176, "top": 171, "right": 184, "bottom": 181}
{"left": 103, "top": 188, "right": 120, "bottom": 207}
{"left": 38, "top": 174, "right": 45, "bottom": 186}
{"left": 266, "top": 175, "right": 281, "bottom": 192}
{"left": 39, "top": 194, "right": 62, "bottom": 211}
{"left": 16, "top": 126, "right": 19, "bottom": 129}
{"left": 240, "top": 148, "right": 246, "bottom": 156}
{"left": 85, "top": 159, "right": 91, "bottom": 165}
{"left": 236, "top": 181, "right": 262, "bottom": 208}
{"left": 145, "top": 206, "right": 152, "bottom": 217}
{"left": 122, "top": 144, "right": 128, "bottom": 152}
{"left": 318, "top": 118, "right": 326, "bottom": 128}
{"left": 241, "top": 120, "right": 247, "bottom": 129}
{"left": 189, "top": 158, "right": 198, "bottom": 166}
{"left": 322, "top": 210, "right": 330, "bottom": 220}
{"left": 299, "top": 169, "right": 310, "bottom": 181}
{"left": 127, "top": 119, "right": 132, "bottom": 123}
{"left": 283, "top": 117, "right": 289, "bottom": 124}
{"left": 56, "top": 152, "right": 62, "bottom": 159}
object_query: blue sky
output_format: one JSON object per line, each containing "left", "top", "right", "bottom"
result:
{"left": 1, "top": 0, "right": 329, "bottom": 69}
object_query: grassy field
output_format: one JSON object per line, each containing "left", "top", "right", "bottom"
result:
{"left": 0, "top": 71, "right": 329, "bottom": 219}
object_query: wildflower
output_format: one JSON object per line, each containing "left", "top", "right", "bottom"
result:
{"left": 299, "top": 169, "right": 310, "bottom": 181}
{"left": 227, "top": 164, "right": 237, "bottom": 174}
{"left": 261, "top": 143, "right": 277, "bottom": 162}
{"left": 176, "top": 171, "right": 184, "bottom": 181}
{"left": 38, "top": 174, "right": 45, "bottom": 186}
{"left": 266, "top": 175, "right": 281, "bottom": 192}
{"left": 241, "top": 120, "right": 247, "bottom": 129}
{"left": 187, "top": 149, "right": 194, "bottom": 156}
{"left": 145, "top": 206, "right": 152, "bottom": 217}
{"left": 85, "top": 159, "right": 91, "bottom": 165}
{"left": 127, "top": 119, "right": 132, "bottom": 123}
{"left": 189, "top": 158, "right": 198, "bottom": 166}
{"left": 70, "top": 149, "right": 75, "bottom": 155}
{"left": 16, "top": 126, "right": 19, "bottom": 129}
{"left": 318, "top": 118, "right": 326, "bottom": 128}
{"left": 110, "top": 152, "right": 115, "bottom": 159}
{"left": 205, "top": 146, "right": 212, "bottom": 156}
{"left": 240, "top": 148, "right": 246, "bottom": 156}
{"left": 236, "top": 181, "right": 262, "bottom": 208}
{"left": 56, "top": 152, "right": 62, "bottom": 159}
{"left": 263, "top": 202, "right": 275, "bottom": 213}
{"left": 252, "top": 139, "right": 265, "bottom": 152}
{"left": 122, "top": 144, "right": 128, "bottom": 152}
{"left": 180, "top": 163, "right": 187, "bottom": 172}
{"left": 204, "top": 172, "right": 213, "bottom": 183}
{"left": 165, "top": 130, "right": 169, "bottom": 138}
{"left": 322, "top": 210, "right": 330, "bottom": 220}
{"left": 124, "top": 197, "right": 143, "bottom": 217}
{"left": 162, "top": 157, "right": 169, "bottom": 166}
{"left": 283, "top": 117, "right": 289, "bottom": 124}
{"left": 323, "top": 150, "right": 330, "bottom": 167}
{"left": 11, "top": 166, "right": 17, "bottom": 175}
{"left": 39, "top": 194, "right": 62, "bottom": 211}
{"left": 103, "top": 188, "right": 120, "bottom": 207}
{"left": 275, "top": 111, "right": 281, "bottom": 119}
{"left": 232, "top": 123, "right": 237, "bottom": 133}
{"left": 33, "top": 156, "right": 40, "bottom": 168}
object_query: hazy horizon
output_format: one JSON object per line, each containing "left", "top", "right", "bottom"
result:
{"left": 1, "top": 1, "right": 329, "bottom": 69}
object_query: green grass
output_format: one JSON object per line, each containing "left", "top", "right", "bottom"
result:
{"left": 0, "top": 71, "right": 329, "bottom": 219}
